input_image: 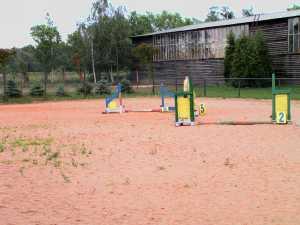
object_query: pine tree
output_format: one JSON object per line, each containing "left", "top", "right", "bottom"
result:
{"left": 224, "top": 31, "right": 235, "bottom": 80}
{"left": 253, "top": 31, "right": 273, "bottom": 87}
{"left": 231, "top": 32, "right": 272, "bottom": 87}
{"left": 95, "top": 79, "right": 111, "bottom": 95}
{"left": 5, "top": 80, "right": 22, "bottom": 97}
{"left": 30, "top": 83, "right": 44, "bottom": 96}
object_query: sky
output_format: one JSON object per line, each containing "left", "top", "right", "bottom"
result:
{"left": 0, "top": 0, "right": 299, "bottom": 48}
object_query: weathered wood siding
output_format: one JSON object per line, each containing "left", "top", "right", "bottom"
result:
{"left": 131, "top": 59, "right": 224, "bottom": 85}
{"left": 132, "top": 34, "right": 225, "bottom": 85}
{"left": 132, "top": 17, "right": 300, "bottom": 84}
{"left": 250, "top": 19, "right": 300, "bottom": 80}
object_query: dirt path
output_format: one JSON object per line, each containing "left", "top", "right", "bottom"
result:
{"left": 0, "top": 98, "right": 299, "bottom": 225}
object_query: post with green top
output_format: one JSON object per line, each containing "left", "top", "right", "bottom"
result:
{"left": 272, "top": 73, "right": 291, "bottom": 124}
{"left": 175, "top": 77, "right": 195, "bottom": 126}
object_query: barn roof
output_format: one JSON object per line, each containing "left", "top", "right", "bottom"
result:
{"left": 132, "top": 10, "right": 300, "bottom": 38}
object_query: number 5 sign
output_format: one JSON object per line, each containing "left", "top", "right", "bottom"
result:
{"left": 199, "top": 103, "right": 206, "bottom": 117}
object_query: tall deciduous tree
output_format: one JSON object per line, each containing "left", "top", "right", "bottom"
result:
{"left": 30, "top": 13, "right": 61, "bottom": 95}
{"left": 0, "top": 49, "right": 15, "bottom": 100}
{"left": 205, "top": 7, "right": 220, "bottom": 22}
{"left": 220, "top": 7, "right": 235, "bottom": 20}
{"left": 132, "top": 43, "right": 157, "bottom": 94}
{"left": 129, "top": 11, "right": 154, "bottom": 36}
{"left": 205, "top": 6, "right": 235, "bottom": 22}
{"left": 287, "top": 4, "right": 300, "bottom": 11}
{"left": 242, "top": 8, "right": 254, "bottom": 17}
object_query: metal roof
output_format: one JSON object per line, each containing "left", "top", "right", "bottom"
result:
{"left": 132, "top": 10, "right": 300, "bottom": 38}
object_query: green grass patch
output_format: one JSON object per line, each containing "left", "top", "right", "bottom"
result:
{"left": 0, "top": 143, "right": 5, "bottom": 153}
{"left": 195, "top": 85, "right": 300, "bottom": 100}
{"left": 12, "top": 137, "right": 53, "bottom": 148}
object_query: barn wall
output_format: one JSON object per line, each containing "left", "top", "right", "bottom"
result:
{"left": 132, "top": 17, "right": 300, "bottom": 84}
{"left": 250, "top": 19, "right": 300, "bottom": 79}
{"left": 131, "top": 59, "right": 224, "bottom": 85}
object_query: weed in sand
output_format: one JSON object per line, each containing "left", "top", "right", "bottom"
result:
{"left": 60, "top": 171, "right": 71, "bottom": 183}
{"left": 71, "top": 158, "right": 78, "bottom": 168}
{"left": 19, "top": 167, "right": 25, "bottom": 176}
{"left": 80, "top": 144, "right": 88, "bottom": 155}
{"left": 53, "top": 160, "right": 62, "bottom": 168}
{"left": 0, "top": 143, "right": 5, "bottom": 153}
{"left": 12, "top": 137, "right": 53, "bottom": 149}
{"left": 1, "top": 160, "right": 13, "bottom": 165}
{"left": 47, "top": 152, "right": 59, "bottom": 161}
{"left": 41, "top": 146, "right": 52, "bottom": 157}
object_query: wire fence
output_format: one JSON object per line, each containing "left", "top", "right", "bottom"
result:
{"left": 133, "top": 77, "right": 300, "bottom": 100}
{"left": 1, "top": 72, "right": 300, "bottom": 102}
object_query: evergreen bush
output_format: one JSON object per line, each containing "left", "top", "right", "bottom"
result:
{"left": 120, "top": 79, "right": 133, "bottom": 93}
{"left": 56, "top": 85, "right": 67, "bottom": 96}
{"left": 5, "top": 80, "right": 22, "bottom": 97}
{"left": 225, "top": 31, "right": 273, "bottom": 88}
{"left": 224, "top": 31, "right": 235, "bottom": 81}
{"left": 95, "top": 79, "right": 111, "bottom": 95}
{"left": 77, "top": 82, "right": 93, "bottom": 95}
{"left": 30, "top": 83, "right": 44, "bottom": 96}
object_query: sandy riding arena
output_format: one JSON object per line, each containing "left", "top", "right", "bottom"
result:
{"left": 0, "top": 97, "right": 300, "bottom": 225}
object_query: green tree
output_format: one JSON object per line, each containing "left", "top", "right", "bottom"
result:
{"left": 231, "top": 35, "right": 254, "bottom": 87}
{"left": 252, "top": 31, "right": 272, "bottom": 86}
{"left": 242, "top": 8, "right": 254, "bottom": 17}
{"left": 110, "top": 7, "right": 132, "bottom": 79}
{"left": 231, "top": 32, "right": 272, "bottom": 87}
{"left": 205, "top": 7, "right": 220, "bottom": 22}
{"left": 0, "top": 49, "right": 15, "bottom": 100}
{"left": 287, "top": 4, "right": 300, "bottom": 11}
{"left": 205, "top": 6, "right": 235, "bottom": 22}
{"left": 67, "top": 29, "right": 89, "bottom": 80}
{"left": 153, "top": 11, "right": 195, "bottom": 31}
{"left": 224, "top": 31, "right": 235, "bottom": 80}
{"left": 55, "top": 42, "right": 73, "bottom": 84}
{"left": 129, "top": 11, "right": 153, "bottom": 36}
{"left": 220, "top": 7, "right": 235, "bottom": 20}
{"left": 132, "top": 43, "right": 157, "bottom": 94}
{"left": 11, "top": 45, "right": 41, "bottom": 85}
{"left": 30, "top": 13, "right": 61, "bottom": 96}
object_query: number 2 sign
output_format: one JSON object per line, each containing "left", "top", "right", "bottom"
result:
{"left": 276, "top": 112, "right": 287, "bottom": 124}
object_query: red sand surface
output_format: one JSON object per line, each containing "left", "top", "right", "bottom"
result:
{"left": 0, "top": 97, "right": 300, "bottom": 225}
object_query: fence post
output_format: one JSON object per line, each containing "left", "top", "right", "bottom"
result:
{"left": 3, "top": 72, "right": 7, "bottom": 102}
{"left": 83, "top": 72, "right": 87, "bottom": 97}
{"left": 44, "top": 72, "right": 48, "bottom": 97}
{"left": 203, "top": 78, "right": 207, "bottom": 97}
{"left": 152, "top": 77, "right": 155, "bottom": 95}
{"left": 238, "top": 80, "right": 241, "bottom": 98}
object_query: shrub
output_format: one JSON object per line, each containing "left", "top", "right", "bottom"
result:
{"left": 77, "top": 82, "right": 93, "bottom": 95}
{"left": 224, "top": 31, "right": 235, "bottom": 81}
{"left": 56, "top": 85, "right": 67, "bottom": 96}
{"left": 228, "top": 31, "right": 273, "bottom": 88}
{"left": 95, "top": 79, "right": 111, "bottom": 95}
{"left": 30, "top": 83, "right": 44, "bottom": 96}
{"left": 5, "top": 80, "right": 22, "bottom": 97}
{"left": 120, "top": 79, "right": 133, "bottom": 93}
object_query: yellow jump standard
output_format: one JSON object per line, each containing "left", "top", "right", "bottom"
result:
{"left": 272, "top": 73, "right": 291, "bottom": 124}
{"left": 175, "top": 77, "right": 195, "bottom": 126}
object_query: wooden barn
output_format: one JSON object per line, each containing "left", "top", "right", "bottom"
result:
{"left": 131, "top": 10, "right": 300, "bottom": 84}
